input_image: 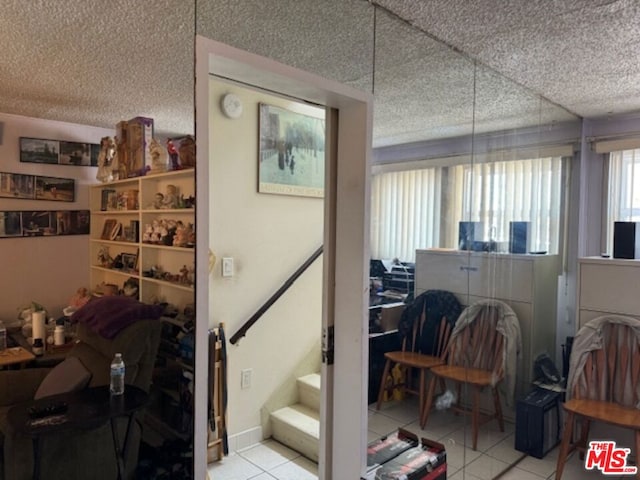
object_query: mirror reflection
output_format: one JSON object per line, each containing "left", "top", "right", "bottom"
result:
{"left": 196, "top": 2, "right": 579, "bottom": 480}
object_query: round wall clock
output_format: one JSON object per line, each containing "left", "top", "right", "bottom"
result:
{"left": 221, "top": 93, "right": 243, "bottom": 119}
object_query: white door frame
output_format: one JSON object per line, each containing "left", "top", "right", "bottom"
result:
{"left": 194, "top": 37, "right": 372, "bottom": 479}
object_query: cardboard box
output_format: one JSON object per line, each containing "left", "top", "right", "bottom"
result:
{"left": 367, "top": 428, "right": 419, "bottom": 473}
{"left": 364, "top": 432, "right": 446, "bottom": 480}
{"left": 380, "top": 304, "right": 404, "bottom": 332}
{"left": 127, "top": 116, "right": 154, "bottom": 174}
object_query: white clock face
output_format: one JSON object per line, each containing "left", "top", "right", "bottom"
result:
{"left": 222, "top": 93, "right": 243, "bottom": 119}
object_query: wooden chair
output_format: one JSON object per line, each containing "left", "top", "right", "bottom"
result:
{"left": 555, "top": 315, "right": 640, "bottom": 480}
{"left": 422, "top": 300, "right": 519, "bottom": 450}
{"left": 375, "top": 290, "right": 461, "bottom": 424}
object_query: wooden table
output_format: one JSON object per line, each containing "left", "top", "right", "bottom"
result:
{"left": 0, "top": 346, "right": 35, "bottom": 369}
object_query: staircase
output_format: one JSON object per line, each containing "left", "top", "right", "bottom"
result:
{"left": 270, "top": 373, "right": 321, "bottom": 462}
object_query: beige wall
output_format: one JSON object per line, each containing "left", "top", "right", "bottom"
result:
{"left": 0, "top": 112, "right": 111, "bottom": 321}
{"left": 209, "top": 78, "right": 324, "bottom": 437}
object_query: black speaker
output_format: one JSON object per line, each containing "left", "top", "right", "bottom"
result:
{"left": 613, "top": 221, "right": 640, "bottom": 259}
{"left": 509, "top": 221, "right": 531, "bottom": 254}
{"left": 458, "top": 222, "right": 483, "bottom": 250}
{"left": 515, "top": 389, "right": 561, "bottom": 459}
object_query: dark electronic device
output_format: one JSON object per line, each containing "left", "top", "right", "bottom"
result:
{"left": 613, "top": 221, "right": 640, "bottom": 259}
{"left": 509, "top": 221, "right": 531, "bottom": 254}
{"left": 458, "top": 221, "right": 484, "bottom": 250}
{"left": 515, "top": 389, "right": 561, "bottom": 458}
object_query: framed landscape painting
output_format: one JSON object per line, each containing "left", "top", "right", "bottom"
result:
{"left": 258, "top": 103, "right": 325, "bottom": 198}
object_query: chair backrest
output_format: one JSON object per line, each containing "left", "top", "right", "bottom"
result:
{"left": 447, "top": 302, "right": 504, "bottom": 376}
{"left": 69, "top": 318, "right": 162, "bottom": 392}
{"left": 569, "top": 315, "right": 640, "bottom": 407}
{"left": 400, "top": 290, "right": 462, "bottom": 357}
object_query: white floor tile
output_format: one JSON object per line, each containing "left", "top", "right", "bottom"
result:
{"left": 367, "top": 411, "right": 406, "bottom": 436}
{"left": 448, "top": 469, "right": 484, "bottom": 480}
{"left": 485, "top": 433, "right": 526, "bottom": 465}
{"left": 440, "top": 438, "right": 483, "bottom": 469}
{"left": 268, "top": 457, "right": 318, "bottom": 480}
{"left": 239, "top": 440, "right": 300, "bottom": 471}
{"left": 247, "top": 473, "right": 277, "bottom": 480}
{"left": 498, "top": 466, "right": 547, "bottom": 479}
{"left": 447, "top": 423, "right": 513, "bottom": 453}
{"left": 208, "top": 452, "right": 263, "bottom": 480}
{"left": 464, "top": 454, "right": 511, "bottom": 480}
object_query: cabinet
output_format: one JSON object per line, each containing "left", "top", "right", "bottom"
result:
{"left": 415, "top": 249, "right": 560, "bottom": 393}
{"left": 89, "top": 170, "right": 195, "bottom": 309}
{"left": 577, "top": 256, "right": 640, "bottom": 328}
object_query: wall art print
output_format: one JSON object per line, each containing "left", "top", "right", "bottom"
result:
{"left": 258, "top": 103, "right": 325, "bottom": 198}
{"left": 20, "top": 137, "right": 100, "bottom": 167}
{"left": 0, "top": 210, "right": 90, "bottom": 238}
{"left": 0, "top": 172, "right": 74, "bottom": 202}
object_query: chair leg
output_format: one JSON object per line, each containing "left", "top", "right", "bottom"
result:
{"left": 555, "top": 410, "right": 575, "bottom": 480}
{"left": 376, "top": 359, "right": 392, "bottom": 410}
{"left": 492, "top": 386, "right": 504, "bottom": 432}
{"left": 471, "top": 386, "right": 481, "bottom": 451}
{"left": 418, "top": 369, "right": 426, "bottom": 424}
{"left": 577, "top": 417, "right": 591, "bottom": 460}
{"left": 438, "top": 377, "right": 446, "bottom": 395}
{"left": 421, "top": 374, "right": 438, "bottom": 429}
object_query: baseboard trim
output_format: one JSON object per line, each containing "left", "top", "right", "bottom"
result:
{"left": 227, "top": 426, "right": 264, "bottom": 452}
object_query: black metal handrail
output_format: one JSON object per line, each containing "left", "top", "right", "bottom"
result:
{"left": 229, "top": 246, "right": 323, "bottom": 345}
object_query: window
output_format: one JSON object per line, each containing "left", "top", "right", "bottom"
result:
{"left": 370, "top": 168, "right": 441, "bottom": 262}
{"left": 606, "top": 148, "right": 640, "bottom": 250}
{"left": 454, "top": 157, "right": 564, "bottom": 254}
{"left": 370, "top": 156, "right": 564, "bottom": 262}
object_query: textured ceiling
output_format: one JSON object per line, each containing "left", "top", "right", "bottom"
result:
{"left": 1, "top": 0, "right": 634, "bottom": 147}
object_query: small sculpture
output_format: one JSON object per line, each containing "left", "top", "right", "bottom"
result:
{"left": 178, "top": 135, "right": 196, "bottom": 168}
{"left": 150, "top": 193, "right": 164, "bottom": 209}
{"left": 167, "top": 139, "right": 180, "bottom": 170}
{"left": 97, "top": 246, "right": 113, "bottom": 268}
{"left": 96, "top": 136, "right": 115, "bottom": 183}
{"left": 149, "top": 138, "right": 169, "bottom": 174}
{"left": 162, "top": 184, "right": 179, "bottom": 209}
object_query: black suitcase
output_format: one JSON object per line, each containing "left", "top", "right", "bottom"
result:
{"left": 515, "top": 388, "right": 561, "bottom": 458}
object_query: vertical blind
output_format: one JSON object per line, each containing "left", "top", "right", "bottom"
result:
{"left": 370, "top": 156, "right": 564, "bottom": 262}
{"left": 455, "top": 157, "right": 563, "bottom": 254}
{"left": 607, "top": 148, "right": 640, "bottom": 251}
{"left": 370, "top": 168, "right": 441, "bottom": 262}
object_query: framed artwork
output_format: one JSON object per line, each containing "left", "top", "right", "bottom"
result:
{"left": 0, "top": 210, "right": 89, "bottom": 238}
{"left": 0, "top": 172, "right": 74, "bottom": 202}
{"left": 35, "top": 176, "right": 75, "bottom": 202}
{"left": 258, "top": 103, "right": 325, "bottom": 198}
{"left": 120, "top": 252, "right": 138, "bottom": 272}
{"left": 20, "top": 137, "right": 99, "bottom": 167}
{"left": 0, "top": 173, "right": 35, "bottom": 199}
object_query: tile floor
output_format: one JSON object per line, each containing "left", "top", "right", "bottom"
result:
{"left": 208, "top": 396, "right": 627, "bottom": 479}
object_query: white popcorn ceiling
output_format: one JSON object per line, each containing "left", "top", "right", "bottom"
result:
{"left": 0, "top": 0, "right": 634, "bottom": 146}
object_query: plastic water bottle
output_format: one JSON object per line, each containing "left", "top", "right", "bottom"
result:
{"left": 0, "top": 321, "right": 6, "bottom": 351}
{"left": 110, "top": 353, "right": 125, "bottom": 395}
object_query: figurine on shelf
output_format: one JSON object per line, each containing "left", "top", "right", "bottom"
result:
{"left": 167, "top": 139, "right": 180, "bottom": 170}
{"left": 173, "top": 221, "right": 189, "bottom": 247}
{"left": 142, "top": 223, "right": 154, "bottom": 243}
{"left": 69, "top": 287, "right": 91, "bottom": 309}
{"left": 180, "top": 265, "right": 190, "bottom": 284}
{"left": 115, "top": 135, "right": 129, "bottom": 180}
{"left": 162, "top": 184, "right": 179, "bottom": 209}
{"left": 178, "top": 135, "right": 196, "bottom": 169}
{"left": 150, "top": 192, "right": 164, "bottom": 209}
{"left": 97, "top": 246, "right": 113, "bottom": 268}
{"left": 149, "top": 138, "right": 169, "bottom": 174}
{"left": 96, "top": 136, "right": 115, "bottom": 183}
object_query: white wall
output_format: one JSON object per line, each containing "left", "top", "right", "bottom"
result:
{"left": 209, "top": 78, "right": 324, "bottom": 438}
{"left": 0, "top": 112, "right": 112, "bottom": 321}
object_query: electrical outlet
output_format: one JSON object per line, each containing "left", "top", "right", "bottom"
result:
{"left": 222, "top": 257, "right": 234, "bottom": 277}
{"left": 241, "top": 368, "right": 252, "bottom": 389}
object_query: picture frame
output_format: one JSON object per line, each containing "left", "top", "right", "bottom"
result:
{"left": 101, "top": 219, "right": 117, "bottom": 240}
{"left": 20, "top": 137, "right": 99, "bottom": 167}
{"left": 0, "top": 210, "right": 89, "bottom": 238}
{"left": 35, "top": 176, "right": 75, "bottom": 202}
{"left": 109, "top": 222, "right": 123, "bottom": 241}
{"left": 258, "top": 103, "right": 325, "bottom": 198}
{"left": 120, "top": 252, "right": 138, "bottom": 272}
{"left": 0, "top": 173, "right": 35, "bottom": 199}
{"left": 0, "top": 172, "right": 75, "bottom": 203}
